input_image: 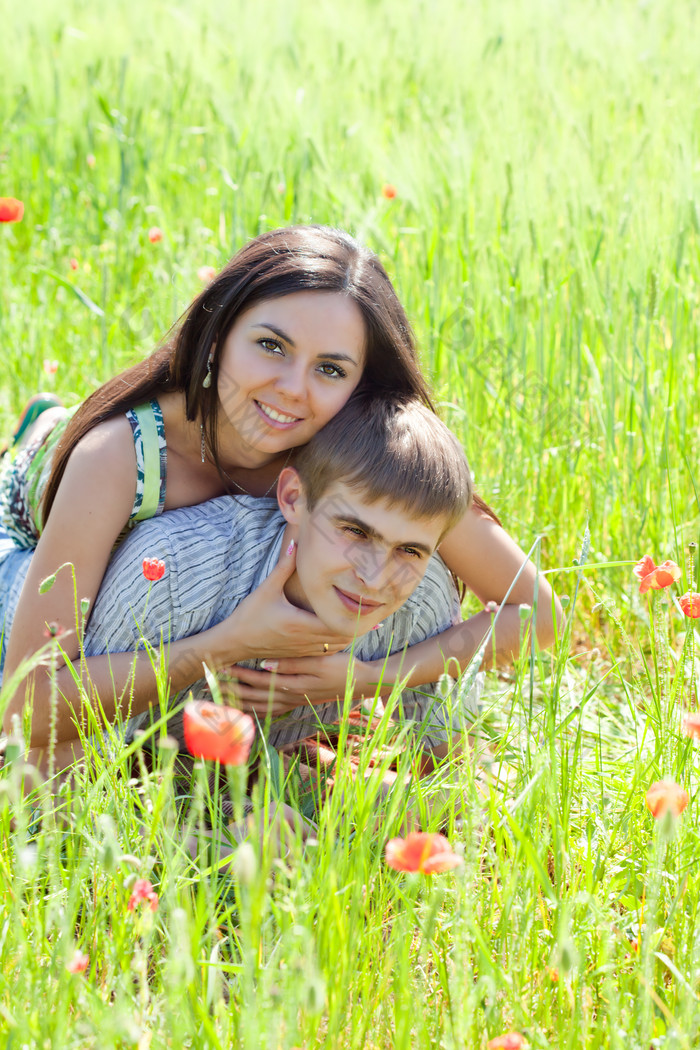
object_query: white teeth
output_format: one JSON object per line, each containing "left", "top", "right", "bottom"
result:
{"left": 258, "top": 403, "right": 299, "bottom": 424}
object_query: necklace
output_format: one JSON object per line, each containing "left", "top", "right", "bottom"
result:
{"left": 200, "top": 423, "right": 292, "bottom": 498}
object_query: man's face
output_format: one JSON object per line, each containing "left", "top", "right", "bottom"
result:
{"left": 283, "top": 478, "right": 449, "bottom": 636}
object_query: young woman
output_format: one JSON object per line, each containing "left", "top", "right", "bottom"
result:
{"left": 0, "top": 225, "right": 561, "bottom": 751}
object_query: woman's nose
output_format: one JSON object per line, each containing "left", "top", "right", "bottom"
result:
{"left": 275, "top": 362, "right": 308, "bottom": 401}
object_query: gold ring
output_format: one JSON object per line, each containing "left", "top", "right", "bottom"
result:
{"left": 323, "top": 643, "right": 329, "bottom": 654}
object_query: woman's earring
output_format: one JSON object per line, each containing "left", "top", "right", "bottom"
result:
{"left": 202, "top": 353, "right": 213, "bottom": 389}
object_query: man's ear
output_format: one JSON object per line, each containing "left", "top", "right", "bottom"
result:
{"left": 276, "top": 467, "right": 306, "bottom": 524}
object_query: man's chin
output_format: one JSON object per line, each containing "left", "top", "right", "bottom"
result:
{"left": 318, "top": 612, "right": 391, "bottom": 639}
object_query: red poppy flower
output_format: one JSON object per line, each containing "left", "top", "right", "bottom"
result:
{"left": 679, "top": 591, "right": 700, "bottom": 618}
{"left": 148, "top": 226, "right": 163, "bottom": 243}
{"left": 127, "top": 878, "right": 159, "bottom": 912}
{"left": 66, "top": 949, "right": 90, "bottom": 973}
{"left": 69, "top": 257, "right": 79, "bottom": 271}
{"left": 385, "top": 831, "right": 462, "bottom": 874}
{"left": 645, "top": 779, "right": 689, "bottom": 819}
{"left": 0, "top": 197, "right": 24, "bottom": 223}
{"left": 632, "top": 554, "right": 655, "bottom": 580}
{"left": 197, "top": 265, "right": 217, "bottom": 284}
{"left": 381, "top": 183, "right": 397, "bottom": 200}
{"left": 633, "top": 555, "right": 681, "bottom": 594}
{"left": 487, "top": 1034, "right": 526, "bottom": 1050}
{"left": 682, "top": 712, "right": 700, "bottom": 739}
{"left": 183, "top": 699, "right": 255, "bottom": 766}
{"left": 142, "top": 557, "right": 165, "bottom": 581}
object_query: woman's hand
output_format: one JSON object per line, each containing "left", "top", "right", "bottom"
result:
{"left": 209, "top": 539, "right": 352, "bottom": 666}
{"left": 221, "top": 652, "right": 376, "bottom": 714}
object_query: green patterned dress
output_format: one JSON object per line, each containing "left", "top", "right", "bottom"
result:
{"left": 0, "top": 400, "right": 168, "bottom": 549}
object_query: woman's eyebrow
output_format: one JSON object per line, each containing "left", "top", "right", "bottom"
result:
{"left": 250, "top": 322, "right": 295, "bottom": 345}
{"left": 322, "top": 352, "right": 361, "bottom": 364}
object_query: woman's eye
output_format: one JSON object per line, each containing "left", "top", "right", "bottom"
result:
{"left": 318, "top": 362, "right": 347, "bottom": 378}
{"left": 259, "top": 338, "right": 283, "bottom": 355}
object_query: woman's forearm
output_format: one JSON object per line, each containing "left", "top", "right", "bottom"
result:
{"left": 4, "top": 622, "right": 244, "bottom": 748}
{"left": 364, "top": 599, "right": 558, "bottom": 693}
{"left": 437, "top": 504, "right": 564, "bottom": 665}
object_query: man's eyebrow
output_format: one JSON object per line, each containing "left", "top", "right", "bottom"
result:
{"left": 249, "top": 323, "right": 360, "bottom": 364}
{"left": 335, "top": 514, "right": 434, "bottom": 555}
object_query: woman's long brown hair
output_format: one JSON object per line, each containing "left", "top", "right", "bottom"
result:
{"left": 42, "top": 224, "right": 499, "bottom": 526}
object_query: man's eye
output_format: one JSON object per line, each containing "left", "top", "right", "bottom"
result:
{"left": 401, "top": 547, "right": 422, "bottom": 558}
{"left": 342, "top": 525, "right": 366, "bottom": 539}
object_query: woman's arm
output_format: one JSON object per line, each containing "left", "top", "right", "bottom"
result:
{"left": 231, "top": 504, "right": 564, "bottom": 706}
{"left": 2, "top": 417, "right": 172, "bottom": 744}
{"left": 435, "top": 503, "right": 562, "bottom": 656}
{"left": 3, "top": 425, "right": 351, "bottom": 746}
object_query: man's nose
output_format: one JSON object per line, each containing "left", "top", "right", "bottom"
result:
{"left": 351, "top": 544, "right": 391, "bottom": 591}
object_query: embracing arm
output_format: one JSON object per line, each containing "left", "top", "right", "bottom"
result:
{"left": 2, "top": 425, "right": 350, "bottom": 746}
{"left": 1, "top": 419, "right": 212, "bottom": 746}
{"left": 231, "top": 504, "right": 564, "bottom": 706}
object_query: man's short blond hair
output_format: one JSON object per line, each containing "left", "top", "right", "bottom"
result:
{"left": 295, "top": 393, "right": 472, "bottom": 539}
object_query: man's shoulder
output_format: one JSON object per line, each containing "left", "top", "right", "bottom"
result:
{"left": 122, "top": 494, "right": 283, "bottom": 555}
{"left": 102, "top": 495, "right": 284, "bottom": 603}
{"left": 389, "top": 552, "right": 460, "bottom": 635}
{"left": 89, "top": 495, "right": 285, "bottom": 647}
{"left": 407, "top": 553, "right": 458, "bottom": 610}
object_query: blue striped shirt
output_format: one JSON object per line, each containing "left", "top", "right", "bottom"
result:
{"left": 12, "top": 495, "right": 481, "bottom": 748}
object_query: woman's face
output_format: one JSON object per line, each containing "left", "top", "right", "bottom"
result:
{"left": 215, "top": 291, "right": 366, "bottom": 465}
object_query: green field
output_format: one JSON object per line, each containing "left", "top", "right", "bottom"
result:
{"left": 2, "top": 1, "right": 700, "bottom": 1046}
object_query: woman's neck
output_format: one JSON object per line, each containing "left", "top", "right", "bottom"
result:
{"left": 159, "top": 390, "right": 290, "bottom": 498}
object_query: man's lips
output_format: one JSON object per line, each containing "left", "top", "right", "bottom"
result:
{"left": 254, "top": 399, "right": 304, "bottom": 429}
{"left": 333, "top": 586, "right": 383, "bottom": 615}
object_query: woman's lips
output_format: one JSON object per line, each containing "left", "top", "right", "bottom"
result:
{"left": 254, "top": 399, "right": 304, "bottom": 429}
{"left": 333, "top": 586, "right": 383, "bottom": 615}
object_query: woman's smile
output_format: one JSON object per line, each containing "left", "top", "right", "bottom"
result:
{"left": 253, "top": 399, "right": 305, "bottom": 428}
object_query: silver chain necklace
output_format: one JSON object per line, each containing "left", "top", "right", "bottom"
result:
{"left": 200, "top": 423, "right": 292, "bottom": 498}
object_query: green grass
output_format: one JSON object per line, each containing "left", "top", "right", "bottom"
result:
{"left": 2, "top": 0, "right": 700, "bottom": 1046}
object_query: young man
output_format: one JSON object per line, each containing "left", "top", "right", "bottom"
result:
{"left": 5, "top": 394, "right": 480, "bottom": 772}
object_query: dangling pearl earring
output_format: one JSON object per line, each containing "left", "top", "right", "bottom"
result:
{"left": 202, "top": 352, "right": 213, "bottom": 389}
